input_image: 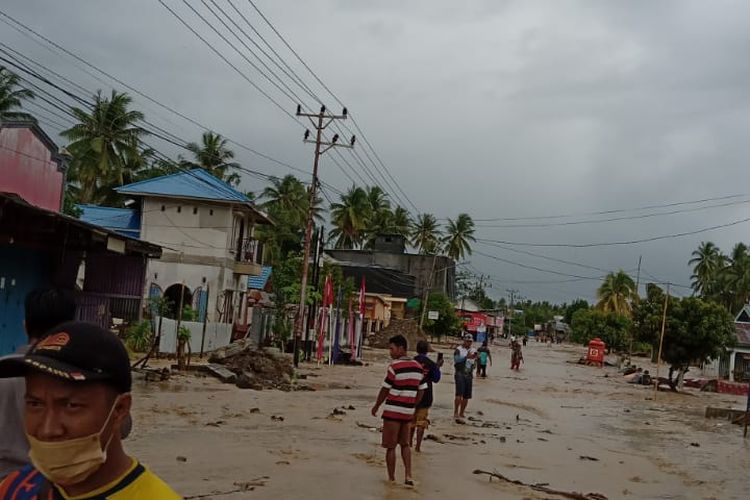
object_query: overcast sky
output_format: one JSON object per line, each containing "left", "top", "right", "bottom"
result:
{"left": 5, "top": 0, "right": 750, "bottom": 304}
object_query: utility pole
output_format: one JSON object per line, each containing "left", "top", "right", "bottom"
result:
{"left": 654, "top": 283, "right": 670, "bottom": 401}
{"left": 506, "top": 288, "right": 518, "bottom": 339}
{"left": 293, "top": 105, "right": 354, "bottom": 367}
{"left": 629, "top": 255, "right": 642, "bottom": 361}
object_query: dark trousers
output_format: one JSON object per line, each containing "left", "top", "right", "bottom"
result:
{"left": 478, "top": 363, "right": 487, "bottom": 377}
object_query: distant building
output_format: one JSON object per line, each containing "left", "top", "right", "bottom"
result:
{"left": 325, "top": 234, "right": 456, "bottom": 300}
{"left": 0, "top": 120, "right": 67, "bottom": 211}
{"left": 80, "top": 169, "right": 272, "bottom": 327}
{"left": 0, "top": 121, "right": 160, "bottom": 354}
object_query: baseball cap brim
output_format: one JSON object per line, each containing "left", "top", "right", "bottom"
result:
{"left": 0, "top": 354, "right": 110, "bottom": 384}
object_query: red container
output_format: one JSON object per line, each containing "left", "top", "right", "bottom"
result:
{"left": 587, "top": 338, "right": 606, "bottom": 367}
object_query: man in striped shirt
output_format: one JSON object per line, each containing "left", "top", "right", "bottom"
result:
{"left": 371, "top": 335, "right": 426, "bottom": 486}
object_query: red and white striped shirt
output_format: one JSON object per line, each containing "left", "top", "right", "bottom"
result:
{"left": 381, "top": 357, "right": 427, "bottom": 421}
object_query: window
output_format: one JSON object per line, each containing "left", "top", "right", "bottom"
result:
{"left": 177, "top": 206, "right": 182, "bottom": 213}
{"left": 209, "top": 209, "right": 214, "bottom": 216}
{"left": 193, "top": 207, "right": 198, "bottom": 215}
{"left": 161, "top": 205, "right": 165, "bottom": 212}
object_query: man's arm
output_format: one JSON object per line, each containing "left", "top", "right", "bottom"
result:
{"left": 414, "top": 388, "right": 425, "bottom": 407}
{"left": 431, "top": 362, "right": 442, "bottom": 383}
{"left": 453, "top": 348, "right": 465, "bottom": 364}
{"left": 371, "top": 387, "right": 389, "bottom": 416}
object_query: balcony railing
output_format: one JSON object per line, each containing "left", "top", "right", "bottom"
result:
{"left": 237, "top": 237, "right": 263, "bottom": 264}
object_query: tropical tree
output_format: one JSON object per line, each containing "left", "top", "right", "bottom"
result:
{"left": 411, "top": 213, "right": 442, "bottom": 254}
{"left": 365, "top": 186, "right": 390, "bottom": 214}
{"left": 261, "top": 175, "right": 308, "bottom": 226}
{"left": 633, "top": 284, "right": 735, "bottom": 390}
{"left": 62, "top": 90, "right": 148, "bottom": 204}
{"left": 391, "top": 207, "right": 412, "bottom": 237}
{"left": 689, "top": 241, "right": 723, "bottom": 297}
{"left": 184, "top": 131, "right": 240, "bottom": 185}
{"left": 329, "top": 186, "right": 371, "bottom": 249}
{"left": 726, "top": 242, "right": 750, "bottom": 312}
{"left": 571, "top": 308, "right": 631, "bottom": 352}
{"left": 0, "top": 67, "right": 34, "bottom": 121}
{"left": 443, "top": 213, "right": 476, "bottom": 261}
{"left": 596, "top": 270, "right": 637, "bottom": 316}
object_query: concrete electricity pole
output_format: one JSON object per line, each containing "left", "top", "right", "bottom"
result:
{"left": 293, "top": 104, "right": 354, "bottom": 367}
{"left": 506, "top": 288, "right": 518, "bottom": 338}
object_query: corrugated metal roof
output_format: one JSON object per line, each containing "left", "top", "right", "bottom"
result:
{"left": 248, "top": 265, "right": 272, "bottom": 290}
{"left": 77, "top": 204, "right": 140, "bottom": 238}
{"left": 115, "top": 168, "right": 250, "bottom": 203}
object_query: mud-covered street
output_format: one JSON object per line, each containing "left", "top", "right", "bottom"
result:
{"left": 127, "top": 341, "right": 749, "bottom": 499}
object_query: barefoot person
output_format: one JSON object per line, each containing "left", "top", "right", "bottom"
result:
{"left": 511, "top": 338, "right": 524, "bottom": 371}
{"left": 453, "top": 334, "right": 477, "bottom": 423}
{"left": 371, "top": 335, "right": 426, "bottom": 486}
{"left": 410, "top": 341, "right": 442, "bottom": 452}
{"left": 0, "top": 321, "right": 180, "bottom": 499}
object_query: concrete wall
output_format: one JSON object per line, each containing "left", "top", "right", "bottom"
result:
{"left": 156, "top": 316, "right": 233, "bottom": 354}
{"left": 326, "top": 250, "right": 456, "bottom": 298}
{"left": 140, "top": 197, "right": 256, "bottom": 323}
{"left": 0, "top": 126, "right": 64, "bottom": 212}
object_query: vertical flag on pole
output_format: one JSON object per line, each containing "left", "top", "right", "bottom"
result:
{"left": 355, "top": 276, "right": 366, "bottom": 360}
{"left": 317, "top": 275, "right": 334, "bottom": 363}
{"left": 347, "top": 297, "right": 355, "bottom": 357}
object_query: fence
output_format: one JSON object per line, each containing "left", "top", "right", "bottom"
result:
{"left": 155, "top": 316, "right": 232, "bottom": 354}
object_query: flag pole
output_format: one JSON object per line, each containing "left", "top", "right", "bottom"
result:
{"left": 654, "top": 284, "right": 670, "bottom": 400}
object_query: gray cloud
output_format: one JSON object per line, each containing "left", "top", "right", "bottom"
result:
{"left": 5, "top": 0, "right": 750, "bottom": 303}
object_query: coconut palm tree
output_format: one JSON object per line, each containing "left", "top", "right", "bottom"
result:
{"left": 596, "top": 270, "right": 637, "bottom": 316}
{"left": 62, "top": 90, "right": 147, "bottom": 204}
{"left": 443, "top": 213, "right": 476, "bottom": 261}
{"left": 689, "top": 241, "right": 723, "bottom": 297}
{"left": 329, "top": 186, "right": 371, "bottom": 249}
{"left": 365, "top": 186, "right": 390, "bottom": 214}
{"left": 411, "top": 213, "right": 442, "bottom": 254}
{"left": 261, "top": 175, "right": 308, "bottom": 225}
{"left": 0, "top": 67, "right": 34, "bottom": 122}
{"left": 727, "top": 243, "right": 750, "bottom": 312}
{"left": 391, "top": 206, "right": 412, "bottom": 237}
{"left": 184, "top": 131, "right": 240, "bottom": 185}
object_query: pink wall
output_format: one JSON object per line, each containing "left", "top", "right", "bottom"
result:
{"left": 0, "top": 126, "right": 64, "bottom": 212}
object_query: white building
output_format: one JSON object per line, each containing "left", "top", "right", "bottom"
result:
{"left": 115, "top": 169, "right": 271, "bottom": 327}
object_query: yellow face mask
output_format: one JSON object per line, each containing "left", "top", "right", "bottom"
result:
{"left": 26, "top": 395, "right": 126, "bottom": 486}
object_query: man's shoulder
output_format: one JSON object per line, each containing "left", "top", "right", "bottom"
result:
{"left": 0, "top": 465, "right": 45, "bottom": 498}
{"left": 120, "top": 465, "right": 181, "bottom": 499}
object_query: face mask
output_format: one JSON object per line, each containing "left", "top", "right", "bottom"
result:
{"left": 26, "top": 395, "right": 126, "bottom": 486}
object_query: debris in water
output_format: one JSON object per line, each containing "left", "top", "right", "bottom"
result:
{"left": 579, "top": 455, "right": 600, "bottom": 461}
{"left": 473, "top": 469, "right": 608, "bottom": 499}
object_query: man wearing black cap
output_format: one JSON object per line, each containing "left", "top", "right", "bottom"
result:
{"left": 0, "top": 321, "right": 180, "bottom": 499}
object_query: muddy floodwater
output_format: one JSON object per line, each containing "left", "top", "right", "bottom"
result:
{"left": 127, "top": 341, "right": 749, "bottom": 499}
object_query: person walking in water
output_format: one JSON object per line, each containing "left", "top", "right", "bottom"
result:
{"left": 411, "top": 340, "right": 442, "bottom": 453}
{"left": 476, "top": 341, "right": 492, "bottom": 378}
{"left": 510, "top": 338, "right": 524, "bottom": 371}
{"left": 453, "top": 334, "right": 477, "bottom": 423}
{"left": 371, "top": 335, "right": 426, "bottom": 486}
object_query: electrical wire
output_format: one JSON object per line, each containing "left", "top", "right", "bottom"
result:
{"left": 477, "top": 215, "right": 750, "bottom": 248}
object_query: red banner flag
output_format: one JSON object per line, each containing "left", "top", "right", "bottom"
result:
{"left": 358, "top": 276, "right": 366, "bottom": 316}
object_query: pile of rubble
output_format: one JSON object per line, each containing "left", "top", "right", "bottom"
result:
{"left": 367, "top": 318, "right": 428, "bottom": 350}
{"left": 208, "top": 339, "right": 294, "bottom": 391}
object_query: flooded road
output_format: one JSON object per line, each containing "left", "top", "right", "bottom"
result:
{"left": 126, "top": 341, "right": 749, "bottom": 499}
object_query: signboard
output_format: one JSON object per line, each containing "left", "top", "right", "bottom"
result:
{"left": 427, "top": 310, "right": 439, "bottom": 320}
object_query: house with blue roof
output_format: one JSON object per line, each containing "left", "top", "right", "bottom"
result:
{"left": 82, "top": 169, "right": 271, "bottom": 328}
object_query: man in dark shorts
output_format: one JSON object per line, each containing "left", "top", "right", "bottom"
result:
{"left": 411, "top": 340, "right": 442, "bottom": 452}
{"left": 453, "top": 334, "right": 477, "bottom": 423}
{"left": 371, "top": 335, "right": 426, "bottom": 486}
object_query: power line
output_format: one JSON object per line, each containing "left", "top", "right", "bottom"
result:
{"left": 470, "top": 192, "right": 750, "bottom": 222}
{"left": 244, "top": 0, "right": 421, "bottom": 213}
{"left": 474, "top": 197, "right": 750, "bottom": 228}
{"left": 158, "top": 0, "right": 300, "bottom": 123}
{"left": 475, "top": 240, "right": 612, "bottom": 273}
{"left": 478, "top": 215, "right": 750, "bottom": 248}
{"left": 0, "top": 18, "right": 343, "bottom": 194}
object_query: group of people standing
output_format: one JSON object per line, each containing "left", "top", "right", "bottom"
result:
{"left": 371, "top": 331, "right": 527, "bottom": 485}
